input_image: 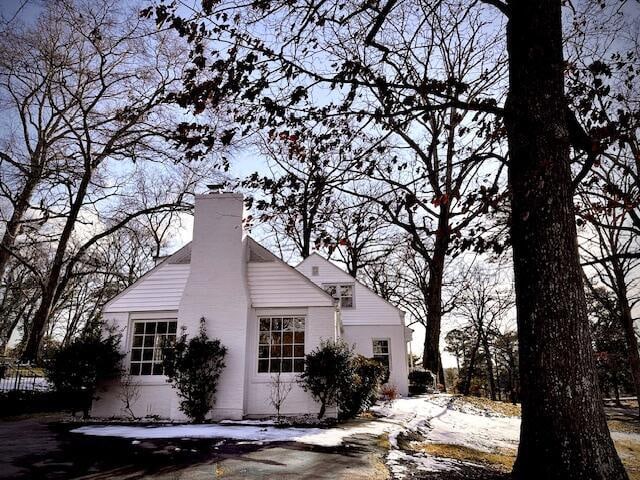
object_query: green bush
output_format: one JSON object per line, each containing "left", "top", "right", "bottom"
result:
{"left": 299, "top": 339, "right": 353, "bottom": 419}
{"left": 408, "top": 369, "right": 435, "bottom": 395}
{"left": 45, "top": 327, "right": 123, "bottom": 417}
{"left": 300, "top": 341, "right": 386, "bottom": 420}
{"left": 162, "top": 319, "right": 227, "bottom": 423}
{"left": 338, "top": 354, "right": 386, "bottom": 420}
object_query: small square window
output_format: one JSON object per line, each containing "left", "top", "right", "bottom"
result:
{"left": 323, "top": 283, "right": 354, "bottom": 308}
{"left": 312, "top": 266, "right": 319, "bottom": 276}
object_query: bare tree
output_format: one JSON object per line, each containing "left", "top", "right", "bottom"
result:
{"left": 455, "top": 266, "right": 514, "bottom": 400}
{"left": 269, "top": 370, "right": 293, "bottom": 422}
{"left": 146, "top": 0, "right": 630, "bottom": 475}
{"left": 0, "top": 0, "right": 225, "bottom": 359}
{"left": 118, "top": 373, "right": 142, "bottom": 420}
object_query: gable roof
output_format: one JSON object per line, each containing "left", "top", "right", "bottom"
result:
{"left": 103, "top": 242, "right": 192, "bottom": 310}
{"left": 103, "top": 237, "right": 336, "bottom": 312}
{"left": 246, "top": 237, "right": 337, "bottom": 303}
{"left": 296, "top": 252, "right": 406, "bottom": 316}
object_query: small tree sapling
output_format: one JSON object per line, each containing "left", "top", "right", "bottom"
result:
{"left": 118, "top": 373, "right": 141, "bottom": 420}
{"left": 269, "top": 369, "right": 293, "bottom": 421}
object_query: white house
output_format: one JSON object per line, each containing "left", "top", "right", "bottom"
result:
{"left": 92, "top": 192, "right": 412, "bottom": 420}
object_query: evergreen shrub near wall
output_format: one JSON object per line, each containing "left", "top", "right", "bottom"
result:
{"left": 162, "top": 318, "right": 227, "bottom": 423}
{"left": 338, "top": 354, "right": 386, "bottom": 420}
{"left": 299, "top": 340, "right": 386, "bottom": 420}
{"left": 408, "top": 369, "right": 436, "bottom": 395}
{"left": 45, "top": 326, "right": 124, "bottom": 417}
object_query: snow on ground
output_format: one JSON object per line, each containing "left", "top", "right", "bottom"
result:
{"left": 70, "top": 395, "right": 640, "bottom": 478}
{"left": 372, "top": 395, "right": 521, "bottom": 479}
{"left": 72, "top": 417, "right": 393, "bottom": 447}
{"left": 73, "top": 394, "right": 521, "bottom": 478}
{"left": 373, "top": 394, "right": 520, "bottom": 452}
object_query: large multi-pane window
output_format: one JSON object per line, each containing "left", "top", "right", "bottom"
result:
{"left": 323, "top": 284, "right": 354, "bottom": 308}
{"left": 130, "top": 320, "right": 177, "bottom": 375}
{"left": 373, "top": 339, "right": 391, "bottom": 382}
{"left": 258, "top": 316, "right": 305, "bottom": 373}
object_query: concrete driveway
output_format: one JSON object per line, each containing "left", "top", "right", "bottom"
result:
{"left": 0, "top": 415, "right": 389, "bottom": 479}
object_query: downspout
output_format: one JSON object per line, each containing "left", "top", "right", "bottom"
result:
{"left": 334, "top": 303, "right": 342, "bottom": 340}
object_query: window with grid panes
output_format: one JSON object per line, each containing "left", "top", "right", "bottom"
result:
{"left": 258, "top": 316, "right": 305, "bottom": 373}
{"left": 130, "top": 320, "right": 177, "bottom": 375}
{"left": 322, "top": 284, "right": 354, "bottom": 308}
{"left": 372, "top": 339, "right": 391, "bottom": 382}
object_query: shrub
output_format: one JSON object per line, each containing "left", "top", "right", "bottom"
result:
{"left": 408, "top": 369, "right": 436, "bottom": 395}
{"left": 299, "top": 339, "right": 353, "bottom": 419}
{"left": 338, "top": 355, "right": 386, "bottom": 420}
{"left": 45, "top": 326, "right": 123, "bottom": 417}
{"left": 380, "top": 383, "right": 400, "bottom": 405}
{"left": 162, "top": 319, "right": 227, "bottom": 423}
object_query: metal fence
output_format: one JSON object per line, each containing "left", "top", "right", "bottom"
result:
{"left": 0, "top": 358, "right": 50, "bottom": 393}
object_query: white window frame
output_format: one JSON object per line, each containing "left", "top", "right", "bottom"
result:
{"left": 257, "top": 315, "right": 306, "bottom": 374}
{"left": 372, "top": 338, "right": 392, "bottom": 370}
{"left": 129, "top": 318, "right": 177, "bottom": 377}
{"left": 322, "top": 283, "right": 355, "bottom": 308}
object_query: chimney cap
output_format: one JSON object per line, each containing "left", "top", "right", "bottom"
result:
{"left": 206, "top": 183, "right": 226, "bottom": 193}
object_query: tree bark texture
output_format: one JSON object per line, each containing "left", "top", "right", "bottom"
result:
{"left": 422, "top": 206, "right": 450, "bottom": 387}
{"left": 506, "top": 1, "right": 628, "bottom": 478}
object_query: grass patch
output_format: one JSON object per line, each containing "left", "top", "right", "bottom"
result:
{"left": 415, "top": 443, "right": 516, "bottom": 472}
{"left": 609, "top": 419, "right": 640, "bottom": 435}
{"left": 377, "top": 433, "right": 390, "bottom": 449}
{"left": 614, "top": 437, "right": 640, "bottom": 480}
{"left": 371, "top": 454, "right": 391, "bottom": 480}
{"left": 454, "top": 396, "right": 521, "bottom": 417}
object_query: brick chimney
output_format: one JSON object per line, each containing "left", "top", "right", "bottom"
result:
{"left": 176, "top": 192, "right": 249, "bottom": 420}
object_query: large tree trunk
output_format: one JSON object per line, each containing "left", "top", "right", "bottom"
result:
{"left": 462, "top": 335, "right": 481, "bottom": 396}
{"left": 422, "top": 205, "right": 450, "bottom": 387}
{"left": 481, "top": 335, "right": 497, "bottom": 401}
{"left": 506, "top": 2, "right": 627, "bottom": 478}
{"left": 22, "top": 168, "right": 92, "bottom": 361}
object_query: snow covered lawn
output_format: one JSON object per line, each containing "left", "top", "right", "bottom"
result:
{"left": 372, "top": 395, "right": 521, "bottom": 478}
{"left": 71, "top": 417, "right": 394, "bottom": 448}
